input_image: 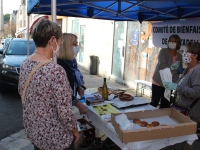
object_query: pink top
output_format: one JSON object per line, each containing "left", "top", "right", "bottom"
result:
{"left": 18, "top": 59, "right": 76, "bottom": 150}
{"left": 152, "top": 55, "right": 177, "bottom": 87}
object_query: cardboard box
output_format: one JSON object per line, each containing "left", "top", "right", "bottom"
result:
{"left": 111, "top": 108, "right": 197, "bottom": 143}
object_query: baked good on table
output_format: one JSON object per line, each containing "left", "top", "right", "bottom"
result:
{"left": 98, "top": 87, "right": 111, "bottom": 95}
{"left": 110, "top": 90, "right": 125, "bottom": 95}
{"left": 151, "top": 121, "right": 160, "bottom": 127}
{"left": 98, "top": 87, "right": 103, "bottom": 95}
{"left": 119, "top": 93, "right": 133, "bottom": 101}
{"left": 98, "top": 87, "right": 126, "bottom": 96}
{"left": 139, "top": 121, "right": 148, "bottom": 127}
{"left": 133, "top": 119, "right": 141, "bottom": 124}
{"left": 147, "top": 124, "right": 154, "bottom": 128}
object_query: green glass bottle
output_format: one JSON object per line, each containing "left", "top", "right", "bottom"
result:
{"left": 102, "top": 78, "right": 108, "bottom": 100}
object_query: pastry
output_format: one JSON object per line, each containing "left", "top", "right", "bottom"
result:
{"left": 147, "top": 124, "right": 154, "bottom": 128}
{"left": 151, "top": 121, "right": 160, "bottom": 127}
{"left": 139, "top": 121, "right": 148, "bottom": 127}
{"left": 98, "top": 87, "right": 111, "bottom": 95}
{"left": 98, "top": 87, "right": 103, "bottom": 95}
{"left": 110, "top": 90, "right": 125, "bottom": 95}
{"left": 119, "top": 93, "right": 133, "bottom": 101}
{"left": 133, "top": 119, "right": 141, "bottom": 124}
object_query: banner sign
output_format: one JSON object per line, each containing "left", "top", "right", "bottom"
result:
{"left": 152, "top": 20, "right": 200, "bottom": 49}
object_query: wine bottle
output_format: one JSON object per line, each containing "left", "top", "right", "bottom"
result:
{"left": 102, "top": 78, "right": 108, "bottom": 100}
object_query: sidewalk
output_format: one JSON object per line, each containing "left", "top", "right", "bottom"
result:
{"left": 0, "top": 67, "right": 145, "bottom": 150}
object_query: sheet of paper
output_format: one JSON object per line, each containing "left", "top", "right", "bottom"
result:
{"left": 93, "top": 103, "right": 119, "bottom": 115}
{"left": 159, "top": 68, "right": 172, "bottom": 101}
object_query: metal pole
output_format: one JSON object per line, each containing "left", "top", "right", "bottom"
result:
{"left": 137, "top": 23, "right": 142, "bottom": 80}
{"left": 51, "top": 0, "right": 57, "bottom": 63}
{"left": 27, "top": 15, "right": 30, "bottom": 57}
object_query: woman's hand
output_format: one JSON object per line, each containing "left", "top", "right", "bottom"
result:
{"left": 163, "top": 81, "right": 177, "bottom": 90}
{"left": 78, "top": 86, "right": 84, "bottom": 97}
{"left": 177, "top": 66, "right": 185, "bottom": 74}
{"left": 75, "top": 102, "right": 89, "bottom": 118}
{"left": 170, "top": 62, "right": 180, "bottom": 70}
{"left": 72, "top": 127, "right": 79, "bottom": 142}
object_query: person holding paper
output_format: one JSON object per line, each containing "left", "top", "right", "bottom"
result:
{"left": 150, "top": 34, "right": 182, "bottom": 108}
{"left": 163, "top": 42, "right": 200, "bottom": 122}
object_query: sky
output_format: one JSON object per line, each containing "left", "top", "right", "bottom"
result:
{"left": 3, "top": 0, "right": 21, "bottom": 14}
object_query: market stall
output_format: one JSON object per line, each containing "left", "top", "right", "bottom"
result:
{"left": 26, "top": 1, "right": 200, "bottom": 149}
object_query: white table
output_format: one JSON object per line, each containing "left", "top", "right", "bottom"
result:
{"left": 85, "top": 101, "right": 198, "bottom": 150}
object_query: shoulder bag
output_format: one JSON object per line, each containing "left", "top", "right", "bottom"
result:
{"left": 21, "top": 60, "right": 52, "bottom": 104}
{"left": 171, "top": 97, "right": 199, "bottom": 116}
{"left": 170, "top": 67, "right": 199, "bottom": 116}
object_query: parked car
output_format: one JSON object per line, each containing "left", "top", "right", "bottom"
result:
{"left": 4, "top": 38, "right": 12, "bottom": 46}
{"left": 0, "top": 38, "right": 36, "bottom": 92}
{"left": 0, "top": 38, "right": 12, "bottom": 53}
{"left": 1, "top": 38, "right": 5, "bottom": 45}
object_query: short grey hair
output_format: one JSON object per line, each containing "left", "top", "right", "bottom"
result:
{"left": 187, "top": 42, "right": 200, "bottom": 61}
{"left": 32, "top": 19, "right": 62, "bottom": 47}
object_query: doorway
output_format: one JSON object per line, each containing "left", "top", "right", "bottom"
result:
{"left": 111, "top": 21, "right": 127, "bottom": 82}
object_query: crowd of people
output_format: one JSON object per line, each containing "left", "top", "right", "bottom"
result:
{"left": 18, "top": 19, "right": 200, "bottom": 150}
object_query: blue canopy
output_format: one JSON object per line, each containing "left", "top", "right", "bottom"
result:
{"left": 27, "top": 0, "right": 200, "bottom": 22}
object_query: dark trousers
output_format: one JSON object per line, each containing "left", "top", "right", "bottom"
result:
{"left": 34, "top": 142, "right": 75, "bottom": 150}
{"left": 150, "top": 84, "right": 170, "bottom": 108}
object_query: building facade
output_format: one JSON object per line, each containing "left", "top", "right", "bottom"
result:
{"left": 15, "top": 0, "right": 26, "bottom": 38}
{"left": 0, "top": 0, "right": 4, "bottom": 39}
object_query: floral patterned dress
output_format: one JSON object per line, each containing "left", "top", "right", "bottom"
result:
{"left": 18, "top": 59, "right": 76, "bottom": 150}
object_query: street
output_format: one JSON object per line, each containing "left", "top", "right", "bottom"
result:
{"left": 0, "top": 89, "right": 24, "bottom": 140}
{"left": 0, "top": 43, "right": 23, "bottom": 140}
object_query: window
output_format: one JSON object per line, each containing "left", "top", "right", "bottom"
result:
{"left": 20, "top": 20, "right": 22, "bottom": 27}
{"left": 6, "top": 41, "right": 35, "bottom": 55}
{"left": 79, "top": 25, "right": 85, "bottom": 63}
{"left": 72, "top": 20, "right": 79, "bottom": 36}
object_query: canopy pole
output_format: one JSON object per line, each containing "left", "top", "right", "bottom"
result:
{"left": 137, "top": 23, "right": 142, "bottom": 80}
{"left": 51, "top": 0, "right": 57, "bottom": 63}
{"left": 27, "top": 14, "right": 30, "bottom": 57}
